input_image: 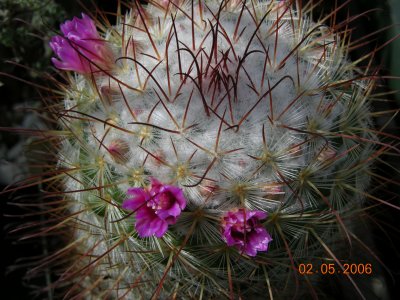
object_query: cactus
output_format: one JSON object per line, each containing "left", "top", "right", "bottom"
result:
{"left": 6, "top": 0, "right": 399, "bottom": 299}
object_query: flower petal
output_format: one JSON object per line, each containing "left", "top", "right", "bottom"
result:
{"left": 122, "top": 188, "right": 148, "bottom": 211}
{"left": 221, "top": 209, "right": 272, "bottom": 256}
{"left": 50, "top": 13, "right": 113, "bottom": 73}
{"left": 123, "top": 180, "right": 187, "bottom": 239}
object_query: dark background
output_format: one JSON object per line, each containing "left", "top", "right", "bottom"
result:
{"left": 1, "top": 0, "right": 399, "bottom": 299}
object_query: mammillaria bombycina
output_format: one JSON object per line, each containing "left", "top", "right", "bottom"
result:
{"left": 6, "top": 1, "right": 399, "bottom": 299}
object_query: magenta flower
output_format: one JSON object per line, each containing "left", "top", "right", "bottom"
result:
{"left": 122, "top": 178, "right": 187, "bottom": 238}
{"left": 221, "top": 209, "right": 272, "bottom": 256}
{"left": 49, "top": 13, "right": 114, "bottom": 73}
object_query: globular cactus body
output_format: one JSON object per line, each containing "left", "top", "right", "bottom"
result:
{"left": 33, "top": 0, "right": 387, "bottom": 298}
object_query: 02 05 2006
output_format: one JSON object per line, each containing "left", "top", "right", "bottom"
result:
{"left": 297, "top": 263, "right": 373, "bottom": 275}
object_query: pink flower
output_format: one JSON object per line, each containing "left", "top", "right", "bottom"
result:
{"left": 49, "top": 13, "right": 114, "bottom": 73}
{"left": 221, "top": 209, "right": 272, "bottom": 256}
{"left": 122, "top": 178, "right": 187, "bottom": 238}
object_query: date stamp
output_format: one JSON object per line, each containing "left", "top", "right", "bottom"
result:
{"left": 298, "top": 263, "right": 372, "bottom": 275}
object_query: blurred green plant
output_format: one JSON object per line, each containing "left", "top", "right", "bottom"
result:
{"left": 0, "top": 0, "right": 67, "bottom": 74}
{"left": 0, "top": 0, "right": 78, "bottom": 185}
